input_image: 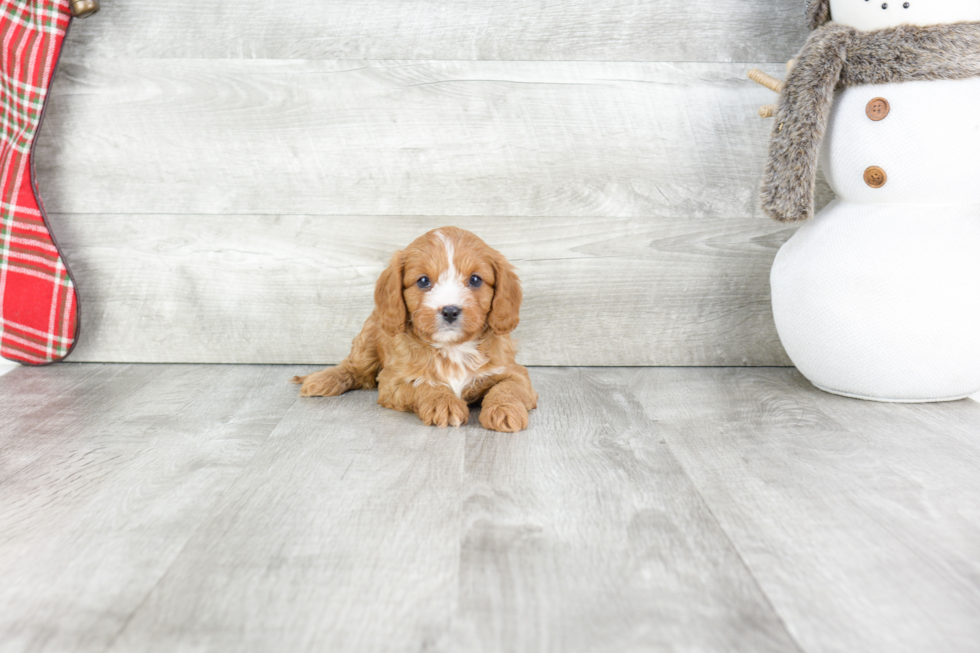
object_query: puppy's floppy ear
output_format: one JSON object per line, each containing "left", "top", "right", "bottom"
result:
{"left": 375, "top": 250, "right": 407, "bottom": 337}
{"left": 487, "top": 250, "right": 522, "bottom": 335}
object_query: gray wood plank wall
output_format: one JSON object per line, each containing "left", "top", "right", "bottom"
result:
{"left": 37, "top": 1, "right": 826, "bottom": 365}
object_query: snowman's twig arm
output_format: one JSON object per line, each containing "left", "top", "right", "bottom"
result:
{"left": 748, "top": 69, "right": 787, "bottom": 118}
{"left": 747, "top": 69, "right": 785, "bottom": 94}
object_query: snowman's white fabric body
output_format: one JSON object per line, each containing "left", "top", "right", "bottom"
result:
{"left": 770, "top": 1, "right": 980, "bottom": 401}
{"left": 829, "top": 0, "right": 980, "bottom": 31}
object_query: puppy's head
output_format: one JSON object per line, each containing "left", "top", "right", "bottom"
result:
{"left": 374, "top": 227, "right": 521, "bottom": 343}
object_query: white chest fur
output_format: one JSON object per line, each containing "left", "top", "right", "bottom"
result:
{"left": 425, "top": 341, "right": 500, "bottom": 398}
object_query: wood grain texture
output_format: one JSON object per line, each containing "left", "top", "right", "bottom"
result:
{"left": 33, "top": 5, "right": 824, "bottom": 366}
{"left": 17, "top": 365, "right": 799, "bottom": 653}
{"left": 0, "top": 364, "right": 139, "bottom": 482}
{"left": 34, "top": 60, "right": 824, "bottom": 219}
{"left": 61, "top": 0, "right": 809, "bottom": 63}
{"left": 0, "top": 365, "right": 299, "bottom": 653}
{"left": 449, "top": 368, "right": 801, "bottom": 652}
{"left": 46, "top": 213, "right": 795, "bottom": 365}
{"left": 105, "top": 370, "right": 469, "bottom": 653}
{"left": 638, "top": 368, "right": 980, "bottom": 653}
{"left": 4, "top": 364, "right": 978, "bottom": 651}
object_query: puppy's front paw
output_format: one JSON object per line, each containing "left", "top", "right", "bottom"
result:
{"left": 417, "top": 394, "right": 470, "bottom": 428}
{"left": 480, "top": 402, "right": 529, "bottom": 433}
{"left": 293, "top": 368, "right": 351, "bottom": 397}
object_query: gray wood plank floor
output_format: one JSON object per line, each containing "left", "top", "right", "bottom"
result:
{"left": 1, "top": 365, "right": 978, "bottom": 652}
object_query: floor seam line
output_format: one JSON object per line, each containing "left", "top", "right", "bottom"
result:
{"left": 657, "top": 427, "right": 810, "bottom": 653}
{"left": 100, "top": 388, "right": 300, "bottom": 652}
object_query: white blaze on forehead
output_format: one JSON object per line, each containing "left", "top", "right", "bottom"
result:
{"left": 424, "top": 231, "right": 466, "bottom": 311}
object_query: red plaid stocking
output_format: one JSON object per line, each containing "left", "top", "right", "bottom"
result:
{"left": 0, "top": 0, "right": 78, "bottom": 364}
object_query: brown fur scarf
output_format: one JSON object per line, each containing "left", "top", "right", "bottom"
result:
{"left": 761, "top": 21, "right": 980, "bottom": 223}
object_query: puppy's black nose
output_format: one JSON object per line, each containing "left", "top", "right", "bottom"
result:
{"left": 441, "top": 305, "right": 461, "bottom": 323}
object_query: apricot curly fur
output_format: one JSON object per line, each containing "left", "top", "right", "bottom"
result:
{"left": 296, "top": 227, "right": 537, "bottom": 432}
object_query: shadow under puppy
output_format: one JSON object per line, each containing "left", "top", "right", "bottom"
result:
{"left": 293, "top": 227, "right": 537, "bottom": 432}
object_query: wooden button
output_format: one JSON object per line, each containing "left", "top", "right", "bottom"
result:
{"left": 866, "top": 97, "right": 890, "bottom": 121}
{"left": 69, "top": 0, "right": 99, "bottom": 17}
{"left": 864, "top": 166, "right": 887, "bottom": 188}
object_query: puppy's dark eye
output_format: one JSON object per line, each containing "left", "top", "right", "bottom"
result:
{"left": 417, "top": 276, "right": 431, "bottom": 289}
{"left": 468, "top": 274, "right": 483, "bottom": 288}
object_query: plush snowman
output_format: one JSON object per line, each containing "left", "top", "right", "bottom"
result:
{"left": 756, "top": 0, "right": 980, "bottom": 402}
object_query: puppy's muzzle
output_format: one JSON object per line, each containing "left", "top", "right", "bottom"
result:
{"left": 441, "top": 305, "right": 462, "bottom": 324}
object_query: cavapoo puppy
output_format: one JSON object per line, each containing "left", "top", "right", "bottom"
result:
{"left": 293, "top": 227, "right": 537, "bottom": 432}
